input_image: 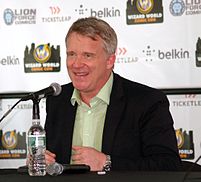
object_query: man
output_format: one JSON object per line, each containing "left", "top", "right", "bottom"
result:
{"left": 44, "top": 17, "right": 181, "bottom": 171}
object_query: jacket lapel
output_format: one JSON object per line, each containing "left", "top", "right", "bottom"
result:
{"left": 102, "top": 74, "right": 125, "bottom": 154}
{"left": 61, "top": 85, "right": 77, "bottom": 162}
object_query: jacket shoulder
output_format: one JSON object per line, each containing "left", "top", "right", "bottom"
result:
{"left": 113, "top": 73, "right": 167, "bottom": 102}
{"left": 46, "top": 82, "right": 73, "bottom": 105}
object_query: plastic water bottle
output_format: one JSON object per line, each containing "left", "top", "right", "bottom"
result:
{"left": 28, "top": 118, "right": 46, "bottom": 176}
{"left": 27, "top": 99, "right": 46, "bottom": 176}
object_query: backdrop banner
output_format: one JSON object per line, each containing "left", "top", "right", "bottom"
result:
{"left": 0, "top": 0, "right": 201, "bottom": 168}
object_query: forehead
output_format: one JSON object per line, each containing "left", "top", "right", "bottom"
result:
{"left": 67, "top": 32, "right": 104, "bottom": 51}
{"left": 67, "top": 32, "right": 101, "bottom": 43}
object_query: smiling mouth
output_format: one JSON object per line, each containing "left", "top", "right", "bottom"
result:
{"left": 74, "top": 72, "right": 88, "bottom": 77}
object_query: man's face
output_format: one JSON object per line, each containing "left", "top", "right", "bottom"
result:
{"left": 66, "top": 32, "right": 115, "bottom": 96}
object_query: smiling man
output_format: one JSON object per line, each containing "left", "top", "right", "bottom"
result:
{"left": 66, "top": 31, "right": 115, "bottom": 105}
{"left": 44, "top": 17, "right": 181, "bottom": 172}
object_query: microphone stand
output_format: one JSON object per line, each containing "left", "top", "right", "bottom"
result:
{"left": 31, "top": 97, "right": 40, "bottom": 120}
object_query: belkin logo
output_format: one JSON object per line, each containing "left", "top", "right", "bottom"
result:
{"left": 75, "top": 4, "right": 121, "bottom": 18}
{"left": 158, "top": 49, "right": 190, "bottom": 60}
{"left": 142, "top": 46, "right": 190, "bottom": 62}
{"left": 0, "top": 56, "right": 20, "bottom": 65}
{"left": 90, "top": 7, "right": 121, "bottom": 18}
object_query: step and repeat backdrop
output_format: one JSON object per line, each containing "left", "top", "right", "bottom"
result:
{"left": 0, "top": 0, "right": 201, "bottom": 168}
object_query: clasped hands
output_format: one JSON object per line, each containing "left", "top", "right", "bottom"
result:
{"left": 45, "top": 146, "right": 107, "bottom": 171}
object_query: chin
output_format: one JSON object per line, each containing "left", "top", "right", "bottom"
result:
{"left": 73, "top": 83, "right": 88, "bottom": 91}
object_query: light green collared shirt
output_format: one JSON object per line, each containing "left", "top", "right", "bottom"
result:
{"left": 70, "top": 73, "right": 113, "bottom": 154}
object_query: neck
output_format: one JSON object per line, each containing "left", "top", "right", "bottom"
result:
{"left": 80, "top": 91, "right": 97, "bottom": 106}
{"left": 79, "top": 72, "right": 112, "bottom": 106}
{"left": 79, "top": 84, "right": 106, "bottom": 106}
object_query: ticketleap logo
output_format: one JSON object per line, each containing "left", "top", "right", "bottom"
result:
{"left": 42, "top": 6, "right": 71, "bottom": 23}
{"left": 49, "top": 6, "right": 60, "bottom": 14}
{"left": 115, "top": 47, "right": 138, "bottom": 64}
{"left": 75, "top": 4, "right": 121, "bottom": 18}
{"left": 116, "top": 47, "right": 127, "bottom": 56}
{"left": 142, "top": 45, "right": 190, "bottom": 61}
{"left": 169, "top": 0, "right": 201, "bottom": 16}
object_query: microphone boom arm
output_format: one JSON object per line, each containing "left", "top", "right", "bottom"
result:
{"left": 0, "top": 98, "right": 22, "bottom": 123}
{"left": 0, "top": 82, "right": 61, "bottom": 123}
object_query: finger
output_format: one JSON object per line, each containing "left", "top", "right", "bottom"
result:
{"left": 71, "top": 152, "right": 82, "bottom": 160}
{"left": 72, "top": 145, "right": 82, "bottom": 150}
{"left": 46, "top": 150, "right": 56, "bottom": 158}
{"left": 72, "top": 146, "right": 83, "bottom": 155}
{"left": 46, "top": 156, "right": 56, "bottom": 165}
{"left": 45, "top": 150, "right": 56, "bottom": 164}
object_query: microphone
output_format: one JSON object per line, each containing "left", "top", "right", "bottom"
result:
{"left": 46, "top": 162, "right": 90, "bottom": 176}
{"left": 21, "top": 82, "right": 62, "bottom": 101}
{"left": 46, "top": 162, "right": 63, "bottom": 176}
{"left": 0, "top": 83, "right": 62, "bottom": 123}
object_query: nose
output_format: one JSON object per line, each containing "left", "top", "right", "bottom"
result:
{"left": 72, "top": 56, "right": 84, "bottom": 68}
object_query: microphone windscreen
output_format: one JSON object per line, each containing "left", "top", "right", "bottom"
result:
{"left": 50, "top": 83, "right": 62, "bottom": 96}
{"left": 46, "top": 162, "right": 63, "bottom": 176}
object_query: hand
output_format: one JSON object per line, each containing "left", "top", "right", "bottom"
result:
{"left": 72, "top": 146, "right": 106, "bottom": 171}
{"left": 45, "top": 150, "right": 56, "bottom": 165}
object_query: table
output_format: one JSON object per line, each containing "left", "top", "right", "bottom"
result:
{"left": 1, "top": 169, "right": 201, "bottom": 182}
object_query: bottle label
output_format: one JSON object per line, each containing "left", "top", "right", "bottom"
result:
{"left": 28, "top": 135, "right": 46, "bottom": 147}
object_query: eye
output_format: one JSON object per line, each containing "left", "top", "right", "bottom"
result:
{"left": 67, "top": 51, "right": 76, "bottom": 58}
{"left": 83, "top": 53, "right": 94, "bottom": 60}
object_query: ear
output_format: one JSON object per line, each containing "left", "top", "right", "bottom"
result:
{"left": 106, "top": 54, "right": 116, "bottom": 69}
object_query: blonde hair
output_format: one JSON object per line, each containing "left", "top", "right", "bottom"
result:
{"left": 65, "top": 17, "right": 117, "bottom": 55}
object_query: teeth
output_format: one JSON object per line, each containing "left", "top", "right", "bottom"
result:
{"left": 75, "top": 72, "right": 86, "bottom": 76}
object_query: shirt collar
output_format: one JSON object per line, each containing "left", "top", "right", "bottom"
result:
{"left": 71, "top": 73, "right": 113, "bottom": 106}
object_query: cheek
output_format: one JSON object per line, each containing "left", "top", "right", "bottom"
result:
{"left": 96, "top": 63, "right": 107, "bottom": 74}
{"left": 66, "top": 60, "right": 72, "bottom": 69}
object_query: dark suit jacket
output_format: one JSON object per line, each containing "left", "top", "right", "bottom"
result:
{"left": 45, "top": 73, "right": 181, "bottom": 171}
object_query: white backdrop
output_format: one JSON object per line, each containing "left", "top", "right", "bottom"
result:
{"left": 0, "top": 0, "right": 201, "bottom": 168}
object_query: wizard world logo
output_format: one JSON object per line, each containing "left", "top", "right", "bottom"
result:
{"left": 24, "top": 43, "right": 61, "bottom": 73}
{"left": 0, "top": 130, "right": 27, "bottom": 159}
{"left": 176, "top": 128, "right": 194, "bottom": 159}
{"left": 196, "top": 37, "right": 201, "bottom": 67}
{"left": 126, "top": 0, "right": 163, "bottom": 25}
